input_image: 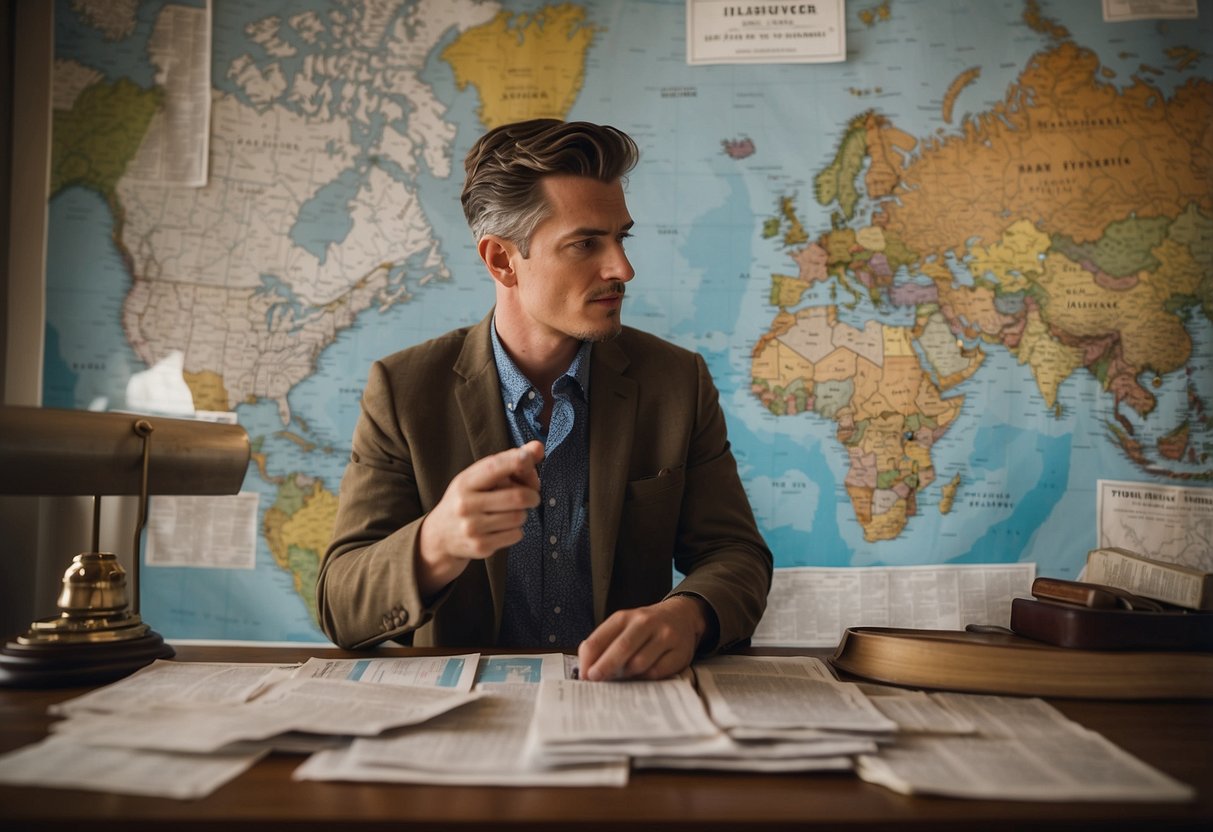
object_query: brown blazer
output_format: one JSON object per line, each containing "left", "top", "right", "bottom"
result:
{"left": 317, "top": 312, "right": 772, "bottom": 650}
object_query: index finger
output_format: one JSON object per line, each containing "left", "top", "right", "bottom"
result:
{"left": 578, "top": 614, "right": 637, "bottom": 682}
{"left": 461, "top": 441, "right": 543, "bottom": 493}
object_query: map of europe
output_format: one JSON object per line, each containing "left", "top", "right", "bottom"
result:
{"left": 46, "top": 0, "right": 1212, "bottom": 641}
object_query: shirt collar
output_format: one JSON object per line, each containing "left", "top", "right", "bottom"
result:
{"left": 490, "top": 317, "right": 592, "bottom": 408}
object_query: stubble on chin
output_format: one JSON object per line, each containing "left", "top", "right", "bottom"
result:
{"left": 573, "top": 317, "right": 623, "bottom": 343}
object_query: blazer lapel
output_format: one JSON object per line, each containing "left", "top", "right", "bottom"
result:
{"left": 588, "top": 337, "right": 637, "bottom": 624}
{"left": 453, "top": 312, "right": 514, "bottom": 638}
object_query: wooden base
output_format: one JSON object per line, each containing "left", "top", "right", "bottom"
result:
{"left": 0, "top": 631, "right": 174, "bottom": 688}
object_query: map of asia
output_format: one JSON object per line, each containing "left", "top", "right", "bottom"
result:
{"left": 45, "top": 0, "right": 1212, "bottom": 641}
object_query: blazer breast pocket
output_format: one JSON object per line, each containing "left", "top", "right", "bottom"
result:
{"left": 625, "top": 465, "right": 686, "bottom": 503}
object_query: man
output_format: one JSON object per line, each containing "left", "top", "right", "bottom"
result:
{"left": 318, "top": 119, "right": 772, "bottom": 681}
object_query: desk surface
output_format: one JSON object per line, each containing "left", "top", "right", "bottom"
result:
{"left": 1, "top": 644, "right": 1210, "bottom": 831}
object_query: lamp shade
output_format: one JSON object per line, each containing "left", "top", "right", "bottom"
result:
{"left": 0, "top": 405, "right": 250, "bottom": 496}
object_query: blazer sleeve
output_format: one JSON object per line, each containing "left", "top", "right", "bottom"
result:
{"left": 315, "top": 360, "right": 446, "bottom": 649}
{"left": 666, "top": 353, "right": 774, "bottom": 653}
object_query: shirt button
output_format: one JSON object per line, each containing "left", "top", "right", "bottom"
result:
{"left": 548, "top": 497, "right": 556, "bottom": 507}
{"left": 548, "top": 634, "right": 557, "bottom": 644}
{"left": 528, "top": 391, "right": 536, "bottom": 400}
{"left": 549, "top": 535, "right": 557, "bottom": 544}
{"left": 553, "top": 606, "right": 561, "bottom": 614}
{"left": 507, "top": 402, "right": 514, "bottom": 411}
{"left": 551, "top": 551, "right": 559, "bottom": 560}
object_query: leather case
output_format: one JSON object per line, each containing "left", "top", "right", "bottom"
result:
{"left": 1010, "top": 597, "right": 1213, "bottom": 651}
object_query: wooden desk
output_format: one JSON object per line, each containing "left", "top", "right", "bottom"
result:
{"left": 1, "top": 645, "right": 1210, "bottom": 831}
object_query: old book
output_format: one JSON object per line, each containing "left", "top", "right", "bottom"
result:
{"left": 1084, "top": 547, "right": 1213, "bottom": 610}
{"left": 830, "top": 627, "right": 1213, "bottom": 700}
{"left": 1030, "top": 576, "right": 1163, "bottom": 611}
{"left": 1010, "top": 597, "right": 1213, "bottom": 651}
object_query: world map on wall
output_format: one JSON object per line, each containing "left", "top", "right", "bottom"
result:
{"left": 46, "top": 0, "right": 1212, "bottom": 641}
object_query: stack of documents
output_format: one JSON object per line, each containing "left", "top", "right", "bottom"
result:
{"left": 295, "top": 654, "right": 628, "bottom": 786}
{"left": 0, "top": 656, "right": 488, "bottom": 798}
{"left": 854, "top": 691, "right": 1195, "bottom": 801}
{"left": 0, "top": 651, "right": 1196, "bottom": 802}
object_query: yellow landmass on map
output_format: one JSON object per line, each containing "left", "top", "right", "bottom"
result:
{"left": 183, "top": 369, "right": 230, "bottom": 412}
{"left": 753, "top": 306, "right": 963, "bottom": 541}
{"left": 263, "top": 475, "right": 338, "bottom": 625}
{"left": 441, "top": 4, "right": 599, "bottom": 129}
{"left": 939, "top": 473, "right": 961, "bottom": 515}
{"left": 1010, "top": 305, "right": 1085, "bottom": 411}
{"left": 968, "top": 218, "right": 1050, "bottom": 293}
{"left": 876, "top": 42, "right": 1213, "bottom": 254}
{"left": 942, "top": 66, "right": 980, "bottom": 124}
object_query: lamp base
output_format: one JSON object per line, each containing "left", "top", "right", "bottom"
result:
{"left": 0, "top": 630, "right": 174, "bottom": 688}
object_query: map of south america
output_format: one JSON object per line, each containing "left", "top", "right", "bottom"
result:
{"left": 45, "top": 0, "right": 1213, "bottom": 640}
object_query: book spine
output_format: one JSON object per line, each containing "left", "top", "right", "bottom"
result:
{"left": 1085, "top": 549, "right": 1210, "bottom": 610}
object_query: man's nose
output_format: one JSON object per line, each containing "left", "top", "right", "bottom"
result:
{"left": 605, "top": 244, "right": 635, "bottom": 283}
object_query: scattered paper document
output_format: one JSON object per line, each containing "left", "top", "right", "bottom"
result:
{"left": 0, "top": 735, "right": 263, "bottom": 800}
{"left": 475, "top": 653, "right": 568, "bottom": 683}
{"left": 52, "top": 677, "right": 482, "bottom": 754}
{"left": 864, "top": 690, "right": 976, "bottom": 735}
{"left": 753, "top": 563, "right": 1035, "bottom": 647}
{"left": 50, "top": 660, "right": 296, "bottom": 716}
{"left": 295, "top": 745, "right": 629, "bottom": 787}
{"left": 694, "top": 661, "right": 896, "bottom": 734}
{"left": 534, "top": 676, "right": 719, "bottom": 745}
{"left": 294, "top": 654, "right": 479, "bottom": 692}
{"left": 857, "top": 731, "right": 1194, "bottom": 802}
{"left": 856, "top": 692, "right": 1194, "bottom": 801}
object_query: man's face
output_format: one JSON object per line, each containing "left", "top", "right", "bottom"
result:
{"left": 511, "top": 175, "right": 635, "bottom": 345}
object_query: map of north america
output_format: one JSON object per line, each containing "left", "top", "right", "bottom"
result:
{"left": 46, "top": 0, "right": 1212, "bottom": 639}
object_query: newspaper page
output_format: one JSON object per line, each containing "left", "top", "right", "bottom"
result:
{"left": 123, "top": 0, "right": 212, "bottom": 186}
{"left": 686, "top": 0, "right": 846, "bottom": 65}
{"left": 298, "top": 660, "right": 629, "bottom": 787}
{"left": 857, "top": 732, "right": 1193, "bottom": 801}
{"left": 693, "top": 662, "right": 896, "bottom": 734}
{"left": 293, "top": 654, "right": 480, "bottom": 692}
{"left": 0, "top": 735, "right": 263, "bottom": 799}
{"left": 50, "top": 678, "right": 482, "bottom": 753}
{"left": 856, "top": 692, "right": 1195, "bottom": 801}
{"left": 50, "top": 659, "right": 296, "bottom": 716}
{"left": 145, "top": 493, "right": 260, "bottom": 568}
{"left": 753, "top": 563, "right": 1035, "bottom": 647}
{"left": 1096, "top": 480, "right": 1213, "bottom": 572}
{"left": 533, "top": 676, "right": 718, "bottom": 745}
{"left": 863, "top": 691, "right": 977, "bottom": 735}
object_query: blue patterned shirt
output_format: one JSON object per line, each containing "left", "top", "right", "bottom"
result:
{"left": 491, "top": 321, "right": 594, "bottom": 649}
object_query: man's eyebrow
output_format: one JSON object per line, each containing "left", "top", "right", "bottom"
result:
{"left": 564, "top": 220, "right": 635, "bottom": 238}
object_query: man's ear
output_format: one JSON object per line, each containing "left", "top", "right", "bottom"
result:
{"left": 478, "top": 235, "right": 519, "bottom": 288}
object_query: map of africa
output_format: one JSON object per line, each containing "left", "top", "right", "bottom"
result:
{"left": 45, "top": 0, "right": 1212, "bottom": 641}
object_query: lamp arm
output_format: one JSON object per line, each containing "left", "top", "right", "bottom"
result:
{"left": 131, "top": 419, "right": 155, "bottom": 617}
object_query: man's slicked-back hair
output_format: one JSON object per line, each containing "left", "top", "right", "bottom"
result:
{"left": 461, "top": 119, "right": 639, "bottom": 257}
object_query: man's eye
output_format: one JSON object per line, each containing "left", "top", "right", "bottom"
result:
{"left": 572, "top": 239, "right": 596, "bottom": 250}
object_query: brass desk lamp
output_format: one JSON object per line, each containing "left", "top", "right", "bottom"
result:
{"left": 0, "top": 405, "right": 250, "bottom": 687}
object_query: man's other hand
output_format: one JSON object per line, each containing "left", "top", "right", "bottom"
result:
{"left": 417, "top": 440, "right": 543, "bottom": 597}
{"left": 577, "top": 594, "right": 710, "bottom": 681}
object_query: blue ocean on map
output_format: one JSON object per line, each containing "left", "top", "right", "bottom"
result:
{"left": 44, "top": 0, "right": 1213, "bottom": 640}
